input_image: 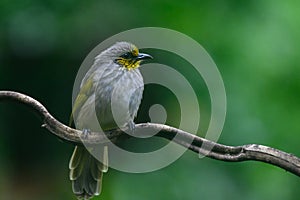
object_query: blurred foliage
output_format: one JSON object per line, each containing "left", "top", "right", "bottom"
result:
{"left": 1, "top": 0, "right": 300, "bottom": 199}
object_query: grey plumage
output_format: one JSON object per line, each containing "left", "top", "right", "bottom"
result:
{"left": 69, "top": 42, "right": 150, "bottom": 199}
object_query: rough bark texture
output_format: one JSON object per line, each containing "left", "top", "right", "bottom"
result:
{"left": 1, "top": 91, "right": 300, "bottom": 177}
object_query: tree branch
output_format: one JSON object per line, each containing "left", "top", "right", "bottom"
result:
{"left": 1, "top": 91, "right": 300, "bottom": 176}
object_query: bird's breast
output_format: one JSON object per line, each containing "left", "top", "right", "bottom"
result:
{"left": 94, "top": 69, "right": 144, "bottom": 130}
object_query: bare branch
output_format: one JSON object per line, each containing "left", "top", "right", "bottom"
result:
{"left": 1, "top": 90, "right": 300, "bottom": 177}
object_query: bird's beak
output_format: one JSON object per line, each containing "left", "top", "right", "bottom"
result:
{"left": 136, "top": 53, "right": 153, "bottom": 61}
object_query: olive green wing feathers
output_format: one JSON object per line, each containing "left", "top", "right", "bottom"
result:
{"left": 69, "top": 76, "right": 95, "bottom": 127}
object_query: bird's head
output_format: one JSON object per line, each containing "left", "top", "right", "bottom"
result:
{"left": 99, "top": 42, "right": 152, "bottom": 70}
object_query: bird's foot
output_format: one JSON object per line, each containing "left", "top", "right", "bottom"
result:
{"left": 81, "top": 128, "right": 91, "bottom": 139}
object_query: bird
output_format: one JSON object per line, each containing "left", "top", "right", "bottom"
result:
{"left": 69, "top": 41, "right": 152, "bottom": 199}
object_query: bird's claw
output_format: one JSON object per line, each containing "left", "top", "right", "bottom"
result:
{"left": 82, "top": 128, "right": 91, "bottom": 139}
{"left": 128, "top": 121, "right": 135, "bottom": 135}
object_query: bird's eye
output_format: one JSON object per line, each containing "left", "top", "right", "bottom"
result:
{"left": 122, "top": 52, "right": 131, "bottom": 59}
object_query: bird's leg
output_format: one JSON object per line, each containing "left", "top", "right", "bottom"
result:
{"left": 127, "top": 120, "right": 136, "bottom": 135}
{"left": 81, "top": 128, "right": 96, "bottom": 152}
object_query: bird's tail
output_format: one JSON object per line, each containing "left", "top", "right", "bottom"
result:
{"left": 69, "top": 146, "right": 108, "bottom": 199}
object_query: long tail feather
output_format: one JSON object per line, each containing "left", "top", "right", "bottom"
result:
{"left": 69, "top": 146, "right": 108, "bottom": 199}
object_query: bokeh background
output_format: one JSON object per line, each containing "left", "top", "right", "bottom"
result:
{"left": 1, "top": 0, "right": 300, "bottom": 199}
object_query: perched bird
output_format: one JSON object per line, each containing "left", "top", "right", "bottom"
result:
{"left": 69, "top": 42, "right": 152, "bottom": 199}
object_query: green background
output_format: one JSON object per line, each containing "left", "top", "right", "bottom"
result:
{"left": 1, "top": 0, "right": 300, "bottom": 199}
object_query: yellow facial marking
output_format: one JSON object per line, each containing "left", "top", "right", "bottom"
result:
{"left": 115, "top": 45, "right": 141, "bottom": 70}
{"left": 116, "top": 58, "right": 141, "bottom": 70}
{"left": 131, "top": 46, "right": 139, "bottom": 57}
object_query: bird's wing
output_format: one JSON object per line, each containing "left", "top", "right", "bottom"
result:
{"left": 69, "top": 76, "right": 95, "bottom": 126}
